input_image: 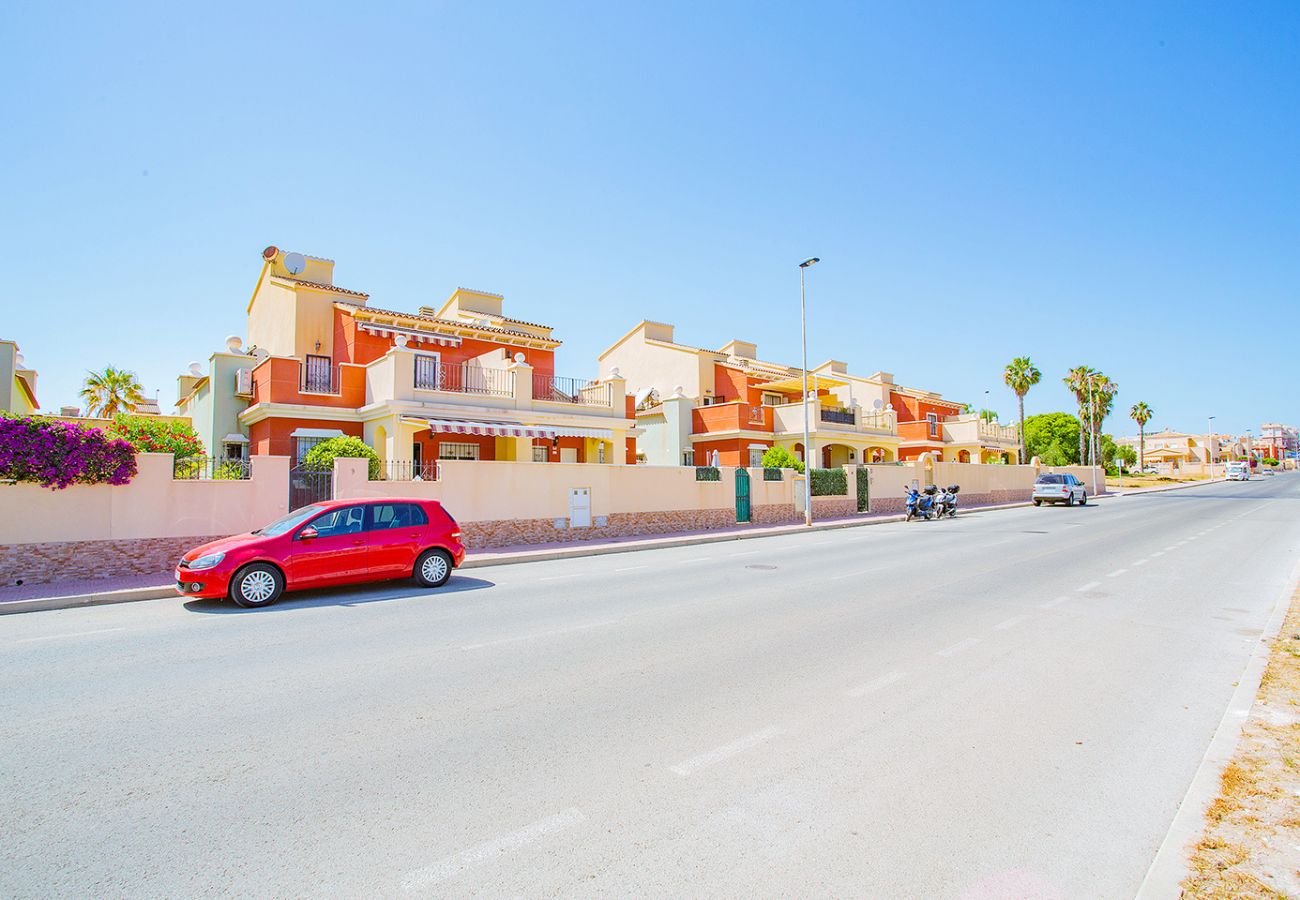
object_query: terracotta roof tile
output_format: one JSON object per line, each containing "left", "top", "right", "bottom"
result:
{"left": 338, "top": 301, "right": 561, "bottom": 345}
{"left": 283, "top": 278, "right": 370, "bottom": 298}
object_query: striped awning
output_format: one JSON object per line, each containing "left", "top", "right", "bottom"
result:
{"left": 403, "top": 417, "right": 615, "bottom": 441}
{"left": 359, "top": 323, "right": 461, "bottom": 347}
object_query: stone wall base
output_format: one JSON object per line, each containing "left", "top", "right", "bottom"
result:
{"left": 1, "top": 536, "right": 222, "bottom": 587}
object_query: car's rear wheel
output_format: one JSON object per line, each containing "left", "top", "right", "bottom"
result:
{"left": 1065, "top": 493, "right": 1075, "bottom": 507}
{"left": 1033, "top": 499, "right": 1042, "bottom": 507}
{"left": 230, "top": 563, "right": 284, "bottom": 608}
{"left": 414, "top": 549, "right": 453, "bottom": 588}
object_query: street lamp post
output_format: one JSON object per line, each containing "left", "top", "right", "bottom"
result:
{"left": 1086, "top": 374, "right": 1098, "bottom": 496}
{"left": 799, "top": 257, "right": 820, "bottom": 527}
{"left": 1207, "top": 415, "right": 1216, "bottom": 481}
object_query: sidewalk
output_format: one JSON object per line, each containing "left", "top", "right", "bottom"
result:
{"left": 0, "top": 496, "right": 1057, "bottom": 616}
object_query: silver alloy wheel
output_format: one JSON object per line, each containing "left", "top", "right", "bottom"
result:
{"left": 241, "top": 570, "right": 277, "bottom": 604}
{"left": 421, "top": 553, "right": 449, "bottom": 584}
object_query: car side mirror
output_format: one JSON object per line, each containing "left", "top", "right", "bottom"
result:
{"left": 297, "top": 526, "right": 318, "bottom": 541}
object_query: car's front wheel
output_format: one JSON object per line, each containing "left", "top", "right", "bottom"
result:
{"left": 230, "top": 563, "right": 284, "bottom": 608}
{"left": 414, "top": 548, "right": 453, "bottom": 588}
{"left": 1079, "top": 491, "right": 1088, "bottom": 505}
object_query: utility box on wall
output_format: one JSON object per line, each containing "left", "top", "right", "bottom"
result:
{"left": 569, "top": 487, "right": 592, "bottom": 528}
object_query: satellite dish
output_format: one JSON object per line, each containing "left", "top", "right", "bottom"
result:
{"left": 225, "top": 335, "right": 243, "bottom": 353}
{"left": 872, "top": 399, "right": 883, "bottom": 410}
{"left": 283, "top": 252, "right": 307, "bottom": 275}
{"left": 252, "top": 347, "right": 270, "bottom": 360}
{"left": 188, "top": 362, "right": 203, "bottom": 377}
{"left": 262, "top": 245, "right": 279, "bottom": 261}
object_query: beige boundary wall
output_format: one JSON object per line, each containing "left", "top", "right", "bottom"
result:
{"left": 1, "top": 453, "right": 1106, "bottom": 584}
{"left": 0, "top": 454, "right": 290, "bottom": 586}
{"left": 333, "top": 459, "right": 801, "bottom": 547}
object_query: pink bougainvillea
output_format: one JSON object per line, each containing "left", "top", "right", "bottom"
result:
{"left": 0, "top": 416, "right": 137, "bottom": 490}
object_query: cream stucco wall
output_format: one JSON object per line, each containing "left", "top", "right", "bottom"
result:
{"left": 0, "top": 454, "right": 290, "bottom": 545}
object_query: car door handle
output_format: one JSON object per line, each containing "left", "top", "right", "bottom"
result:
{"left": 352, "top": 538, "right": 365, "bottom": 546}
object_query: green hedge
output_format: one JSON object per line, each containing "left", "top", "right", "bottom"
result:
{"left": 762, "top": 467, "right": 784, "bottom": 482}
{"left": 855, "top": 467, "right": 870, "bottom": 511}
{"left": 810, "top": 467, "right": 847, "bottom": 496}
{"left": 695, "top": 466, "right": 720, "bottom": 482}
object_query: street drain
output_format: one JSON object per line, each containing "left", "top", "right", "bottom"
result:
{"left": 746, "top": 564, "right": 778, "bottom": 570}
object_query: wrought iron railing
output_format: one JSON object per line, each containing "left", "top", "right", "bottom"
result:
{"left": 414, "top": 359, "right": 515, "bottom": 397}
{"left": 300, "top": 360, "right": 339, "bottom": 394}
{"left": 533, "top": 374, "right": 612, "bottom": 406}
{"left": 820, "top": 407, "right": 855, "bottom": 425}
{"left": 173, "top": 456, "right": 251, "bottom": 480}
{"left": 371, "top": 460, "right": 440, "bottom": 482}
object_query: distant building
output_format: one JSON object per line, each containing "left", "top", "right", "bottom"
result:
{"left": 0, "top": 339, "right": 39, "bottom": 415}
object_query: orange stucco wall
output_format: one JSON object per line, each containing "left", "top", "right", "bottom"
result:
{"left": 692, "top": 437, "right": 771, "bottom": 466}
{"left": 692, "top": 402, "right": 773, "bottom": 434}
{"left": 248, "top": 417, "right": 365, "bottom": 458}
{"left": 334, "top": 309, "right": 557, "bottom": 374}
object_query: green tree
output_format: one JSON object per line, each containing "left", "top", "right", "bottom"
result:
{"left": 761, "top": 445, "right": 804, "bottom": 473}
{"left": 1086, "top": 375, "right": 1119, "bottom": 465}
{"left": 1023, "top": 412, "right": 1081, "bottom": 465}
{"left": 1129, "top": 401, "right": 1153, "bottom": 470}
{"left": 80, "top": 366, "right": 145, "bottom": 418}
{"left": 303, "top": 436, "right": 381, "bottom": 479}
{"left": 1003, "top": 356, "right": 1041, "bottom": 464}
{"left": 978, "top": 408, "right": 999, "bottom": 423}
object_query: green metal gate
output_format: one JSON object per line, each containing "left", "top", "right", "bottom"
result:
{"left": 735, "top": 467, "right": 751, "bottom": 522}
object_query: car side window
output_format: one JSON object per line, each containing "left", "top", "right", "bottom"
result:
{"left": 306, "top": 505, "right": 367, "bottom": 537}
{"left": 368, "top": 503, "right": 428, "bottom": 530}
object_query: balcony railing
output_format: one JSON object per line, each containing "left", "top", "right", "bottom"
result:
{"left": 414, "top": 359, "right": 514, "bottom": 397}
{"left": 820, "top": 407, "right": 855, "bottom": 425}
{"left": 533, "top": 374, "right": 612, "bottom": 406}
{"left": 977, "top": 419, "right": 1019, "bottom": 443}
{"left": 300, "top": 362, "right": 340, "bottom": 394}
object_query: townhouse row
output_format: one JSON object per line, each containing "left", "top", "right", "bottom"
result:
{"left": 168, "top": 246, "right": 1020, "bottom": 474}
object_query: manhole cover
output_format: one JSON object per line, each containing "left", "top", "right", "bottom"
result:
{"left": 746, "top": 564, "right": 778, "bottom": 570}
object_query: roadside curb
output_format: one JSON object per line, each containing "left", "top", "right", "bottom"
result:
{"left": 1108, "top": 478, "right": 1227, "bottom": 498}
{"left": 0, "top": 497, "right": 1056, "bottom": 616}
{"left": 1135, "top": 554, "right": 1300, "bottom": 897}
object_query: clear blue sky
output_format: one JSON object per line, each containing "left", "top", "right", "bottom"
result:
{"left": 3, "top": 2, "right": 1296, "bottom": 437}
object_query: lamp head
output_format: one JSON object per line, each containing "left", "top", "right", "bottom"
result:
{"left": 798, "top": 257, "right": 820, "bottom": 268}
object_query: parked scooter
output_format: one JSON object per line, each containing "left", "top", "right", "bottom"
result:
{"left": 933, "top": 484, "right": 960, "bottom": 518}
{"left": 905, "top": 484, "right": 938, "bottom": 521}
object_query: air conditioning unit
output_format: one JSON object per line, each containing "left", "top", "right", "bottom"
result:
{"left": 235, "top": 368, "right": 253, "bottom": 396}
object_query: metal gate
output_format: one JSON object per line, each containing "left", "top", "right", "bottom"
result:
{"left": 735, "top": 467, "right": 751, "bottom": 523}
{"left": 289, "top": 465, "right": 333, "bottom": 511}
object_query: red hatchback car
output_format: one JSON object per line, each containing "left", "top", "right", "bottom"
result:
{"left": 175, "top": 498, "right": 466, "bottom": 608}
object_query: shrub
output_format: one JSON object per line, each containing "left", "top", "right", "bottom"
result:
{"left": 810, "top": 467, "right": 847, "bottom": 496}
{"left": 856, "top": 467, "right": 870, "bottom": 511}
{"left": 760, "top": 445, "right": 804, "bottom": 473}
{"left": 762, "top": 467, "right": 784, "bottom": 482}
{"left": 1262, "top": 457, "right": 1279, "bottom": 467}
{"left": 695, "top": 466, "right": 721, "bottom": 482}
{"left": 0, "top": 415, "right": 137, "bottom": 489}
{"left": 105, "top": 414, "right": 202, "bottom": 459}
{"left": 304, "top": 436, "right": 380, "bottom": 479}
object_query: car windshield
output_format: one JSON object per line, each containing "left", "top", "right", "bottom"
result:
{"left": 1035, "top": 475, "right": 1064, "bottom": 484}
{"left": 256, "top": 505, "right": 326, "bottom": 537}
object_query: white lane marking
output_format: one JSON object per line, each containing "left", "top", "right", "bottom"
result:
{"left": 994, "top": 615, "right": 1027, "bottom": 630}
{"left": 401, "top": 807, "right": 586, "bottom": 891}
{"left": 936, "top": 637, "right": 980, "bottom": 657}
{"left": 1150, "top": 551, "right": 1165, "bottom": 557}
{"left": 15, "top": 627, "right": 125, "bottom": 644}
{"left": 729, "top": 550, "right": 762, "bottom": 558}
{"left": 538, "top": 573, "right": 582, "bottom": 582}
{"left": 461, "top": 620, "right": 617, "bottom": 651}
{"left": 846, "top": 671, "right": 905, "bottom": 697}
{"left": 1039, "top": 596, "right": 1069, "bottom": 609}
{"left": 1132, "top": 558, "right": 1150, "bottom": 566}
{"left": 613, "top": 565, "right": 648, "bottom": 573}
{"left": 1165, "top": 546, "right": 1178, "bottom": 551}
{"left": 1106, "top": 569, "right": 1128, "bottom": 578}
{"left": 1077, "top": 581, "right": 1102, "bottom": 592}
{"left": 669, "top": 726, "right": 781, "bottom": 776}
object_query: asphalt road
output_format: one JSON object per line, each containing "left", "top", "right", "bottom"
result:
{"left": 3, "top": 475, "right": 1298, "bottom": 899}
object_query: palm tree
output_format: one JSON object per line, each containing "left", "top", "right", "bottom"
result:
{"left": 1088, "top": 374, "right": 1118, "bottom": 464}
{"left": 1003, "top": 356, "right": 1041, "bottom": 464}
{"left": 80, "top": 366, "right": 145, "bottom": 418}
{"left": 1130, "top": 401, "right": 1153, "bottom": 470}
{"left": 1063, "top": 366, "right": 1096, "bottom": 464}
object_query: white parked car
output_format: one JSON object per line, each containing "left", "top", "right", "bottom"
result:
{"left": 1032, "top": 473, "right": 1087, "bottom": 506}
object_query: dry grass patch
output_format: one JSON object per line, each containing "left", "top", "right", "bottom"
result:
{"left": 1182, "top": 587, "right": 1300, "bottom": 897}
